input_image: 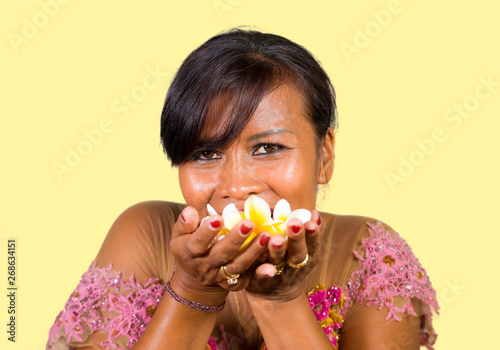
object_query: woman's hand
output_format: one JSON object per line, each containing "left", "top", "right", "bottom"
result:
{"left": 169, "top": 206, "right": 272, "bottom": 305}
{"left": 245, "top": 210, "right": 323, "bottom": 302}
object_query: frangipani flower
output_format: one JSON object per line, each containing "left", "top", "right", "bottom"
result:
{"left": 206, "top": 195, "right": 312, "bottom": 250}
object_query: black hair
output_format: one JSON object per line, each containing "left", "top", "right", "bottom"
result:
{"left": 160, "top": 28, "right": 337, "bottom": 166}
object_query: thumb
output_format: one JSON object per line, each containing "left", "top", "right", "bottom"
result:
{"left": 172, "top": 206, "right": 200, "bottom": 238}
{"left": 254, "top": 263, "right": 277, "bottom": 278}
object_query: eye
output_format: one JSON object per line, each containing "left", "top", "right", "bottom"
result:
{"left": 190, "top": 149, "right": 221, "bottom": 161}
{"left": 253, "top": 143, "right": 284, "bottom": 155}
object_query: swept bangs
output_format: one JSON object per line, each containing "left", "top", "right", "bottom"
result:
{"left": 160, "top": 29, "right": 336, "bottom": 166}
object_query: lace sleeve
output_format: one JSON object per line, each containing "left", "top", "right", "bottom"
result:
{"left": 47, "top": 261, "right": 165, "bottom": 350}
{"left": 343, "top": 221, "right": 439, "bottom": 349}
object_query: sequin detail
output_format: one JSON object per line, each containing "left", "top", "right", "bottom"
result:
{"left": 260, "top": 284, "right": 344, "bottom": 350}
{"left": 343, "top": 221, "right": 439, "bottom": 349}
{"left": 307, "top": 284, "right": 344, "bottom": 349}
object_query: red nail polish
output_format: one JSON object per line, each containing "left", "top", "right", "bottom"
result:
{"left": 241, "top": 223, "right": 252, "bottom": 235}
{"left": 180, "top": 213, "right": 186, "bottom": 223}
{"left": 272, "top": 242, "right": 284, "bottom": 249}
{"left": 291, "top": 224, "right": 301, "bottom": 234}
{"left": 259, "top": 235, "right": 270, "bottom": 246}
{"left": 211, "top": 219, "right": 221, "bottom": 229}
{"left": 306, "top": 228, "right": 315, "bottom": 235}
{"left": 317, "top": 216, "right": 321, "bottom": 226}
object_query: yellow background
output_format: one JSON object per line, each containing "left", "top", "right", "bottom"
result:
{"left": 1, "top": 1, "right": 498, "bottom": 349}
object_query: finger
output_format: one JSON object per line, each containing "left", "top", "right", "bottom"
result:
{"left": 172, "top": 206, "right": 200, "bottom": 238}
{"left": 305, "top": 210, "right": 322, "bottom": 250}
{"left": 267, "top": 234, "right": 286, "bottom": 265}
{"left": 286, "top": 218, "right": 308, "bottom": 265}
{"left": 312, "top": 209, "right": 322, "bottom": 228}
{"left": 295, "top": 210, "right": 323, "bottom": 269}
{"left": 254, "top": 263, "right": 277, "bottom": 278}
{"left": 304, "top": 210, "right": 320, "bottom": 238}
{"left": 185, "top": 214, "right": 224, "bottom": 257}
{"left": 221, "top": 231, "right": 271, "bottom": 277}
{"left": 218, "top": 265, "right": 250, "bottom": 291}
{"left": 308, "top": 210, "right": 323, "bottom": 235}
{"left": 210, "top": 219, "right": 255, "bottom": 265}
{"left": 216, "top": 232, "right": 270, "bottom": 291}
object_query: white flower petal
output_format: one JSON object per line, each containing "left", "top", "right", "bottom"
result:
{"left": 222, "top": 203, "right": 245, "bottom": 230}
{"left": 244, "top": 195, "right": 271, "bottom": 228}
{"left": 207, "top": 203, "right": 218, "bottom": 216}
{"left": 286, "top": 209, "right": 312, "bottom": 224}
{"left": 273, "top": 199, "right": 291, "bottom": 222}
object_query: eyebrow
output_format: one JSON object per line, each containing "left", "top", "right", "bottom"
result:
{"left": 246, "top": 128, "right": 294, "bottom": 142}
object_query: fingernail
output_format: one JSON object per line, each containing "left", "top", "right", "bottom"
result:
{"left": 211, "top": 219, "right": 221, "bottom": 229}
{"left": 306, "top": 228, "right": 315, "bottom": 235}
{"left": 180, "top": 213, "right": 186, "bottom": 223}
{"left": 316, "top": 216, "right": 321, "bottom": 226}
{"left": 291, "top": 224, "right": 301, "bottom": 234}
{"left": 259, "top": 235, "right": 270, "bottom": 246}
{"left": 241, "top": 223, "right": 252, "bottom": 235}
{"left": 272, "top": 242, "right": 284, "bottom": 249}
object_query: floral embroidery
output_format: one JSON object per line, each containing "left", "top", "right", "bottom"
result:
{"left": 344, "top": 221, "right": 439, "bottom": 349}
{"left": 47, "top": 262, "right": 164, "bottom": 350}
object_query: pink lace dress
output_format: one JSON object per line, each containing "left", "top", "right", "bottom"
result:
{"left": 47, "top": 212, "right": 438, "bottom": 349}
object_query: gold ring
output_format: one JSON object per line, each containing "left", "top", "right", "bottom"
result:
{"left": 274, "top": 261, "right": 286, "bottom": 275}
{"left": 220, "top": 265, "right": 240, "bottom": 285}
{"left": 286, "top": 254, "right": 309, "bottom": 269}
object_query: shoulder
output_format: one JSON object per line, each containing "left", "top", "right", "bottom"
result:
{"left": 321, "top": 212, "right": 409, "bottom": 259}
{"left": 320, "top": 212, "right": 391, "bottom": 261}
{"left": 95, "top": 201, "right": 185, "bottom": 282}
{"left": 106, "top": 200, "right": 186, "bottom": 240}
{"left": 114, "top": 200, "right": 186, "bottom": 224}
{"left": 320, "top": 212, "right": 439, "bottom": 314}
{"left": 104, "top": 200, "right": 186, "bottom": 248}
{"left": 338, "top": 216, "right": 438, "bottom": 324}
{"left": 322, "top": 212, "right": 392, "bottom": 238}
{"left": 312, "top": 213, "right": 439, "bottom": 348}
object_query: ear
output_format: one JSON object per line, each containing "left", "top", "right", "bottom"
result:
{"left": 317, "top": 128, "right": 335, "bottom": 184}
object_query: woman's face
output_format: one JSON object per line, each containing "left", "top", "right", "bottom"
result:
{"left": 178, "top": 85, "right": 334, "bottom": 216}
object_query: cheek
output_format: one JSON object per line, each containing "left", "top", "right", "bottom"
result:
{"left": 178, "top": 166, "right": 216, "bottom": 208}
{"left": 263, "top": 153, "right": 319, "bottom": 210}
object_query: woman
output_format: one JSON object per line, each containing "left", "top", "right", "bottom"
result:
{"left": 47, "top": 29, "right": 439, "bottom": 349}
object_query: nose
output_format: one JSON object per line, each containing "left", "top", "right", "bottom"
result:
{"left": 216, "top": 156, "right": 265, "bottom": 201}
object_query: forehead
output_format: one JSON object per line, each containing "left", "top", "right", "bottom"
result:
{"left": 202, "top": 85, "right": 310, "bottom": 139}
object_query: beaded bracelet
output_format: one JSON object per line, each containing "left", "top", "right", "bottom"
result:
{"left": 164, "top": 267, "right": 225, "bottom": 313}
